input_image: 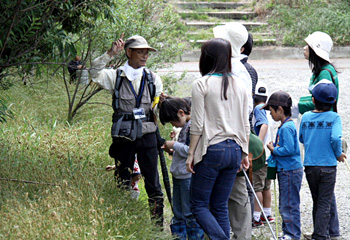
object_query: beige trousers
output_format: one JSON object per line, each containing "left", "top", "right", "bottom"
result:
{"left": 228, "top": 176, "right": 252, "bottom": 240}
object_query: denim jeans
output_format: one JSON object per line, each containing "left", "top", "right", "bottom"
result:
{"left": 190, "top": 139, "right": 241, "bottom": 240}
{"left": 172, "top": 177, "right": 197, "bottom": 225}
{"left": 277, "top": 167, "right": 303, "bottom": 239}
{"left": 305, "top": 166, "right": 338, "bottom": 240}
{"left": 329, "top": 194, "right": 340, "bottom": 237}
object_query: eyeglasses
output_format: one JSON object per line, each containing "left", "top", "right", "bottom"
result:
{"left": 132, "top": 49, "right": 150, "bottom": 56}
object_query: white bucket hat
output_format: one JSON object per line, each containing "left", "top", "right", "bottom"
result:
{"left": 305, "top": 31, "right": 332, "bottom": 62}
{"left": 213, "top": 22, "right": 248, "bottom": 57}
{"left": 124, "top": 35, "right": 157, "bottom": 52}
{"left": 255, "top": 82, "right": 268, "bottom": 97}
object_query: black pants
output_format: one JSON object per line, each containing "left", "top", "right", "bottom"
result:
{"left": 109, "top": 132, "right": 164, "bottom": 226}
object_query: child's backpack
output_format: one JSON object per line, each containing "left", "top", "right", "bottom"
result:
{"left": 237, "top": 131, "right": 266, "bottom": 180}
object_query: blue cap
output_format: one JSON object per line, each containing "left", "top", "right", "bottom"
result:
{"left": 312, "top": 80, "right": 337, "bottom": 104}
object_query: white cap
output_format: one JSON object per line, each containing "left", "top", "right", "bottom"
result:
{"left": 213, "top": 22, "right": 248, "bottom": 57}
{"left": 305, "top": 31, "right": 332, "bottom": 62}
{"left": 255, "top": 82, "right": 268, "bottom": 97}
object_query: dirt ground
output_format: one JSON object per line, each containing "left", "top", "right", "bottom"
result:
{"left": 159, "top": 58, "right": 350, "bottom": 239}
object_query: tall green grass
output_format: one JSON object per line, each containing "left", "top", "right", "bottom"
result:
{"left": 0, "top": 77, "right": 173, "bottom": 239}
{"left": 268, "top": 0, "right": 350, "bottom": 46}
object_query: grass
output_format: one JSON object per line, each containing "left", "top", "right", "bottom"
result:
{"left": 0, "top": 75, "right": 174, "bottom": 239}
{"left": 267, "top": 0, "right": 350, "bottom": 46}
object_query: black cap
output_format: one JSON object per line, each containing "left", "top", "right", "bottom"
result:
{"left": 261, "top": 90, "right": 292, "bottom": 110}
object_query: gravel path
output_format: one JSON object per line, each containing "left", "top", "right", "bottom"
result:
{"left": 159, "top": 58, "right": 350, "bottom": 239}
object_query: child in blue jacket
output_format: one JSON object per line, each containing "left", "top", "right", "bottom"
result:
{"left": 263, "top": 90, "right": 303, "bottom": 240}
{"left": 299, "top": 80, "right": 346, "bottom": 240}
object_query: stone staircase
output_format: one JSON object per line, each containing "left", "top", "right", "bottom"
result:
{"left": 171, "top": 0, "right": 277, "bottom": 61}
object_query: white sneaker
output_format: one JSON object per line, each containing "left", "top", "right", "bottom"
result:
{"left": 278, "top": 234, "right": 293, "bottom": 240}
{"left": 303, "top": 232, "right": 312, "bottom": 240}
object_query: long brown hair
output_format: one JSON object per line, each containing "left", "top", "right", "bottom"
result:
{"left": 199, "top": 38, "right": 232, "bottom": 100}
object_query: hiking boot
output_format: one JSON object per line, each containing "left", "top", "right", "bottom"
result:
{"left": 260, "top": 214, "right": 275, "bottom": 223}
{"left": 252, "top": 219, "right": 264, "bottom": 228}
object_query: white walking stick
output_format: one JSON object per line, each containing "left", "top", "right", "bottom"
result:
{"left": 344, "top": 158, "right": 350, "bottom": 172}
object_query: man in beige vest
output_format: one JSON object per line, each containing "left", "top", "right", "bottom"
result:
{"left": 89, "top": 34, "right": 164, "bottom": 227}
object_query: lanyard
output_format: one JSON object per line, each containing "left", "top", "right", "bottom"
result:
{"left": 129, "top": 72, "right": 146, "bottom": 108}
{"left": 274, "top": 117, "right": 292, "bottom": 147}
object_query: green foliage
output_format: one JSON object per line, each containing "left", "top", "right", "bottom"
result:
{"left": 268, "top": 0, "right": 350, "bottom": 46}
{"left": 1, "top": 0, "right": 185, "bottom": 122}
{"left": 0, "top": 95, "right": 13, "bottom": 123}
{"left": 88, "top": 0, "right": 184, "bottom": 69}
{"left": 0, "top": 0, "right": 115, "bottom": 75}
{"left": 162, "top": 71, "right": 187, "bottom": 96}
{"left": 0, "top": 77, "right": 173, "bottom": 239}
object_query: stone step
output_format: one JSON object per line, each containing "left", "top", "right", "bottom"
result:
{"left": 179, "top": 11, "right": 256, "bottom": 19}
{"left": 189, "top": 38, "right": 276, "bottom": 46}
{"left": 176, "top": 1, "right": 246, "bottom": 9}
{"left": 188, "top": 32, "right": 273, "bottom": 37}
{"left": 185, "top": 21, "right": 267, "bottom": 30}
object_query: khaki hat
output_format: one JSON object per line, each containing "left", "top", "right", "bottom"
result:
{"left": 261, "top": 90, "right": 292, "bottom": 110}
{"left": 305, "top": 31, "right": 332, "bottom": 62}
{"left": 213, "top": 22, "right": 248, "bottom": 57}
{"left": 124, "top": 35, "right": 157, "bottom": 52}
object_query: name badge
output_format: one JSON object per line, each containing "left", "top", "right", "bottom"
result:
{"left": 133, "top": 108, "right": 146, "bottom": 120}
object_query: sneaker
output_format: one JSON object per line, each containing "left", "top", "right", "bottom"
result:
{"left": 278, "top": 234, "right": 293, "bottom": 240}
{"left": 303, "top": 232, "right": 312, "bottom": 240}
{"left": 330, "top": 236, "right": 341, "bottom": 240}
{"left": 252, "top": 219, "right": 264, "bottom": 228}
{"left": 260, "top": 214, "right": 275, "bottom": 223}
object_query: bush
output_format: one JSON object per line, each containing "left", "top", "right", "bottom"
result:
{"left": 268, "top": 0, "right": 350, "bottom": 46}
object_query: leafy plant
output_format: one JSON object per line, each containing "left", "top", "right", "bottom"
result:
{"left": 0, "top": 0, "right": 116, "bottom": 81}
{"left": 0, "top": 95, "right": 13, "bottom": 123}
{"left": 268, "top": 0, "right": 350, "bottom": 46}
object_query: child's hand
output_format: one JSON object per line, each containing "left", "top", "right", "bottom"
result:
{"left": 106, "top": 165, "right": 116, "bottom": 171}
{"left": 267, "top": 141, "right": 274, "bottom": 152}
{"left": 131, "top": 174, "right": 142, "bottom": 182}
{"left": 337, "top": 153, "right": 347, "bottom": 162}
{"left": 162, "top": 141, "right": 175, "bottom": 154}
{"left": 170, "top": 130, "right": 176, "bottom": 139}
{"left": 159, "top": 92, "right": 168, "bottom": 103}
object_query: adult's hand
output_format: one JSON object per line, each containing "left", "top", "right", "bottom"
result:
{"left": 186, "top": 154, "right": 195, "bottom": 174}
{"left": 241, "top": 156, "right": 250, "bottom": 171}
{"left": 107, "top": 33, "right": 125, "bottom": 57}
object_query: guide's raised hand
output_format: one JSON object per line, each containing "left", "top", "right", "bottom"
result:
{"left": 107, "top": 33, "right": 125, "bottom": 57}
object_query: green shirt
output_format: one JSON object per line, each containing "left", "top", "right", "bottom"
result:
{"left": 309, "top": 64, "right": 338, "bottom": 94}
{"left": 298, "top": 64, "right": 338, "bottom": 114}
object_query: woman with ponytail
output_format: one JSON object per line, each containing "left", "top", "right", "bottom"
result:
{"left": 186, "top": 38, "right": 250, "bottom": 240}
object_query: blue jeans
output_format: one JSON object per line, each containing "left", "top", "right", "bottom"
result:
{"left": 172, "top": 177, "right": 196, "bottom": 225}
{"left": 277, "top": 167, "right": 303, "bottom": 239}
{"left": 329, "top": 194, "right": 340, "bottom": 237}
{"left": 190, "top": 139, "right": 241, "bottom": 240}
{"left": 305, "top": 166, "right": 338, "bottom": 240}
